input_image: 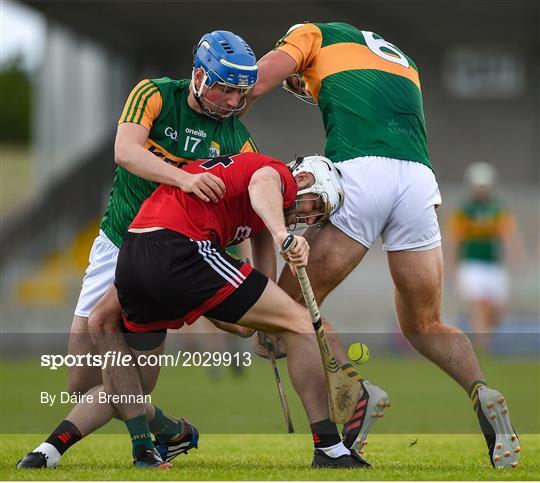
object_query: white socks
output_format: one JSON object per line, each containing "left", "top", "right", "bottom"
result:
{"left": 320, "top": 441, "right": 350, "bottom": 458}
{"left": 33, "top": 443, "right": 61, "bottom": 468}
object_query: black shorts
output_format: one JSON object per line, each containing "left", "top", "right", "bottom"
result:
{"left": 115, "top": 230, "right": 268, "bottom": 335}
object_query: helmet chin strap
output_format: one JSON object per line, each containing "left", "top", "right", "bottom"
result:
{"left": 192, "top": 70, "right": 214, "bottom": 117}
{"left": 193, "top": 90, "right": 209, "bottom": 114}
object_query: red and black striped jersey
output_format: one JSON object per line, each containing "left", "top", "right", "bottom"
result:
{"left": 130, "top": 152, "right": 297, "bottom": 247}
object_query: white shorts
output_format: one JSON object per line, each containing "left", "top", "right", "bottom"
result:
{"left": 74, "top": 230, "right": 119, "bottom": 317}
{"left": 457, "top": 261, "right": 509, "bottom": 304}
{"left": 330, "top": 156, "right": 442, "bottom": 251}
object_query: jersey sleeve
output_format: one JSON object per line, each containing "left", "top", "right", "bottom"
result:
{"left": 267, "top": 160, "right": 298, "bottom": 208}
{"left": 118, "top": 79, "right": 163, "bottom": 130}
{"left": 497, "top": 210, "right": 514, "bottom": 235}
{"left": 234, "top": 119, "right": 258, "bottom": 154}
{"left": 274, "top": 23, "right": 323, "bottom": 72}
{"left": 223, "top": 153, "right": 297, "bottom": 207}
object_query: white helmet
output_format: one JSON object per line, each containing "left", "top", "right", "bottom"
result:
{"left": 288, "top": 155, "right": 344, "bottom": 228}
{"left": 465, "top": 162, "right": 497, "bottom": 187}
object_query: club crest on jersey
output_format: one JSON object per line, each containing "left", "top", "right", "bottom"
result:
{"left": 208, "top": 141, "right": 221, "bottom": 157}
{"left": 229, "top": 226, "right": 251, "bottom": 245}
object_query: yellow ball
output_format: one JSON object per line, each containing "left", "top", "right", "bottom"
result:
{"left": 347, "top": 342, "right": 370, "bottom": 365}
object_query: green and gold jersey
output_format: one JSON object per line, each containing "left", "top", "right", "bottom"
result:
{"left": 100, "top": 78, "right": 257, "bottom": 247}
{"left": 275, "top": 22, "right": 430, "bottom": 167}
{"left": 449, "top": 198, "right": 511, "bottom": 263}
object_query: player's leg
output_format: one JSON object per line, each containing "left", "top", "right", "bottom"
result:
{"left": 467, "top": 299, "right": 493, "bottom": 351}
{"left": 390, "top": 247, "right": 484, "bottom": 388}
{"left": 17, "top": 335, "right": 179, "bottom": 469}
{"left": 278, "top": 225, "right": 389, "bottom": 453}
{"left": 279, "top": 158, "right": 393, "bottom": 370}
{"left": 457, "top": 262, "right": 497, "bottom": 350}
{"left": 88, "top": 286, "right": 195, "bottom": 464}
{"left": 88, "top": 286, "right": 147, "bottom": 422}
{"left": 236, "top": 282, "right": 329, "bottom": 423}
{"left": 126, "top": 340, "right": 199, "bottom": 464}
{"left": 18, "top": 291, "right": 188, "bottom": 469}
{"left": 16, "top": 341, "right": 168, "bottom": 469}
{"left": 67, "top": 231, "right": 120, "bottom": 394}
{"left": 381, "top": 159, "right": 487, "bottom": 390}
{"left": 17, "top": 233, "right": 124, "bottom": 469}
{"left": 469, "top": 299, "right": 492, "bottom": 332}
{"left": 278, "top": 222, "right": 369, "bottom": 363}
{"left": 483, "top": 265, "right": 508, "bottom": 331}
{"left": 207, "top": 276, "right": 369, "bottom": 468}
{"left": 67, "top": 315, "right": 102, "bottom": 394}
{"left": 388, "top": 247, "right": 520, "bottom": 467}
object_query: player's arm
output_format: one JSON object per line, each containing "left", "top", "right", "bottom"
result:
{"left": 241, "top": 50, "right": 296, "bottom": 116}
{"left": 115, "top": 81, "right": 225, "bottom": 202}
{"left": 245, "top": 23, "right": 321, "bottom": 109}
{"left": 445, "top": 211, "right": 463, "bottom": 279}
{"left": 249, "top": 51, "right": 297, "bottom": 102}
{"left": 115, "top": 124, "right": 225, "bottom": 203}
{"left": 250, "top": 228, "right": 277, "bottom": 281}
{"left": 248, "top": 167, "right": 289, "bottom": 246}
{"left": 248, "top": 166, "right": 308, "bottom": 268}
{"left": 500, "top": 213, "right": 526, "bottom": 269}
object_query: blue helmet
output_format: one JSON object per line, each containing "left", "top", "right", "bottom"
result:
{"left": 193, "top": 31, "right": 258, "bottom": 89}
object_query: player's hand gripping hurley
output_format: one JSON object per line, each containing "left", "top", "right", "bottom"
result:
{"left": 281, "top": 234, "right": 362, "bottom": 423}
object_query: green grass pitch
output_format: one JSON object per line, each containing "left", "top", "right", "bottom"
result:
{"left": 2, "top": 434, "right": 539, "bottom": 480}
{"left": 1, "top": 356, "right": 539, "bottom": 480}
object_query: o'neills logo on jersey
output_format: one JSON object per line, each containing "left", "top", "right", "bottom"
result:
{"left": 185, "top": 127, "right": 207, "bottom": 138}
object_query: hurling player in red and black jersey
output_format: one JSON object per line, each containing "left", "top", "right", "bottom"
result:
{"left": 15, "top": 153, "right": 369, "bottom": 468}
{"left": 17, "top": 153, "right": 367, "bottom": 469}
{"left": 113, "top": 152, "right": 369, "bottom": 468}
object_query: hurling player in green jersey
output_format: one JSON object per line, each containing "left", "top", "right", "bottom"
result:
{"left": 17, "top": 31, "right": 258, "bottom": 469}
{"left": 248, "top": 22, "right": 521, "bottom": 468}
{"left": 447, "top": 162, "right": 525, "bottom": 348}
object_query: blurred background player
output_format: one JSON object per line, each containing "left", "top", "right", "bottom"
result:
{"left": 447, "top": 162, "right": 526, "bottom": 349}
{"left": 17, "top": 30, "right": 259, "bottom": 469}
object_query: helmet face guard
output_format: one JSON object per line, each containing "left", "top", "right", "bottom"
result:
{"left": 193, "top": 31, "right": 258, "bottom": 119}
{"left": 287, "top": 155, "right": 344, "bottom": 231}
{"left": 285, "top": 193, "right": 328, "bottom": 232}
{"left": 282, "top": 73, "right": 317, "bottom": 106}
{"left": 192, "top": 70, "right": 253, "bottom": 120}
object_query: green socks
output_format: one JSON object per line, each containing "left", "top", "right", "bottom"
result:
{"left": 149, "top": 405, "right": 185, "bottom": 444}
{"left": 125, "top": 415, "right": 153, "bottom": 457}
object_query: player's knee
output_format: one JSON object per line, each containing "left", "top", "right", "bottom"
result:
{"left": 400, "top": 316, "right": 443, "bottom": 338}
{"left": 87, "top": 307, "right": 119, "bottom": 337}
